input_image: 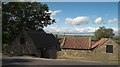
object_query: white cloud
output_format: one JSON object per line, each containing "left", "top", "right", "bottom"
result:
{"left": 49, "top": 25, "right": 60, "bottom": 32}
{"left": 60, "top": 28, "right": 69, "bottom": 33}
{"left": 85, "top": 27, "right": 98, "bottom": 32}
{"left": 112, "top": 28, "right": 119, "bottom": 32}
{"left": 44, "top": 26, "right": 98, "bottom": 33}
{"left": 108, "top": 18, "right": 118, "bottom": 24}
{"left": 44, "top": 26, "right": 119, "bottom": 35}
{"left": 65, "top": 16, "right": 89, "bottom": 25}
{"left": 45, "top": 10, "right": 52, "bottom": 14}
{"left": 72, "top": 27, "right": 98, "bottom": 33}
{"left": 112, "top": 28, "right": 119, "bottom": 35}
{"left": 72, "top": 28, "right": 84, "bottom": 32}
{"left": 44, "top": 26, "right": 70, "bottom": 33}
{"left": 44, "top": 25, "right": 57, "bottom": 32}
{"left": 47, "top": 10, "right": 61, "bottom": 17}
{"left": 94, "top": 17, "right": 103, "bottom": 24}
{"left": 51, "top": 10, "right": 61, "bottom": 17}
{"left": 65, "top": 18, "right": 73, "bottom": 24}
{"left": 45, "top": 10, "right": 61, "bottom": 22}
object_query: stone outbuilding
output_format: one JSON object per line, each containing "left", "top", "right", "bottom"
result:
{"left": 7, "top": 29, "right": 61, "bottom": 59}
{"left": 59, "top": 37, "right": 119, "bottom": 60}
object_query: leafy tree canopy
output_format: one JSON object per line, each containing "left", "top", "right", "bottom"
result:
{"left": 2, "top": 2, "right": 55, "bottom": 44}
{"left": 93, "top": 26, "right": 115, "bottom": 41}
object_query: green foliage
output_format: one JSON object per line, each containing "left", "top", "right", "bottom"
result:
{"left": 91, "top": 36, "right": 99, "bottom": 42}
{"left": 94, "top": 26, "right": 114, "bottom": 41}
{"left": 112, "top": 36, "right": 120, "bottom": 45}
{"left": 2, "top": 2, "right": 55, "bottom": 45}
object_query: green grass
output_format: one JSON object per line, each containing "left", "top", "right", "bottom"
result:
{"left": 57, "top": 54, "right": 119, "bottom": 64}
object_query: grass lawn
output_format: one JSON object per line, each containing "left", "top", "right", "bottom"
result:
{"left": 57, "top": 54, "right": 119, "bottom": 64}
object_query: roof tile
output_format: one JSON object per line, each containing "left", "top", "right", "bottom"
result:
{"left": 62, "top": 37, "right": 90, "bottom": 49}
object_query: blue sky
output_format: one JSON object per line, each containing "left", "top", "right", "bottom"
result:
{"left": 38, "top": 2, "right": 119, "bottom": 35}
{"left": 32, "top": 0, "right": 119, "bottom": 2}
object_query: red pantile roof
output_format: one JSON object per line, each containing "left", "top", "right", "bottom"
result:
{"left": 62, "top": 37, "right": 91, "bottom": 49}
{"left": 62, "top": 37, "right": 109, "bottom": 50}
{"left": 91, "top": 38, "right": 108, "bottom": 48}
{"left": 91, "top": 41, "right": 96, "bottom": 46}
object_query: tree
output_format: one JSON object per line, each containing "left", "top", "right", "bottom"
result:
{"left": 2, "top": 2, "right": 55, "bottom": 45}
{"left": 112, "top": 36, "right": 120, "bottom": 45}
{"left": 94, "top": 26, "right": 115, "bottom": 41}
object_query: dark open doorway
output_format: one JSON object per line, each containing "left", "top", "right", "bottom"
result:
{"left": 41, "top": 48, "right": 49, "bottom": 58}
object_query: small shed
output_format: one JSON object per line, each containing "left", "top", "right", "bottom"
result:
{"left": 91, "top": 38, "right": 119, "bottom": 54}
{"left": 8, "top": 29, "right": 61, "bottom": 59}
{"left": 60, "top": 37, "right": 119, "bottom": 60}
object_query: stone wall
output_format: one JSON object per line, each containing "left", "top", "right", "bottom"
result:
{"left": 7, "top": 31, "right": 37, "bottom": 56}
{"left": 48, "top": 49, "right": 57, "bottom": 59}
